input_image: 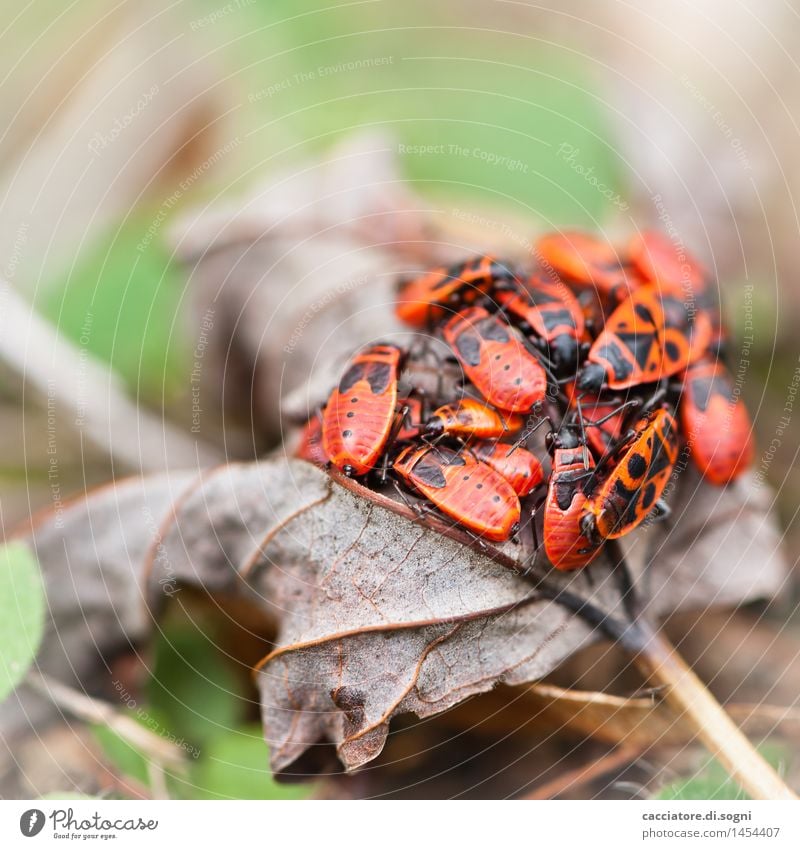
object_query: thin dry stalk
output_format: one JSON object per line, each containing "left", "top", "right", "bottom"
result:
{"left": 634, "top": 623, "right": 797, "bottom": 800}
{"left": 26, "top": 671, "right": 187, "bottom": 773}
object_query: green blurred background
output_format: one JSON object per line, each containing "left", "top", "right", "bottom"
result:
{"left": 7, "top": 0, "right": 792, "bottom": 540}
{"left": 16, "top": 0, "right": 626, "bottom": 402}
{"left": 2, "top": 0, "right": 798, "bottom": 800}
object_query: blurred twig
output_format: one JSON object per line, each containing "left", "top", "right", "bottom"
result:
{"left": 26, "top": 670, "right": 187, "bottom": 773}
{"left": 0, "top": 280, "right": 220, "bottom": 472}
{"left": 634, "top": 624, "right": 797, "bottom": 800}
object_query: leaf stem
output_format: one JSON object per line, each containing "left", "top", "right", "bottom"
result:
{"left": 540, "top": 539, "right": 796, "bottom": 799}
{"left": 26, "top": 670, "right": 187, "bottom": 773}
{"left": 632, "top": 621, "right": 797, "bottom": 800}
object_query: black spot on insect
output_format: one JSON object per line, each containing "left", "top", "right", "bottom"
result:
{"left": 690, "top": 375, "right": 716, "bottom": 412}
{"left": 642, "top": 482, "right": 657, "bottom": 510}
{"left": 428, "top": 445, "right": 466, "bottom": 468}
{"left": 366, "top": 362, "right": 392, "bottom": 394}
{"left": 432, "top": 263, "right": 466, "bottom": 291}
{"left": 339, "top": 363, "right": 368, "bottom": 393}
{"left": 616, "top": 330, "right": 657, "bottom": 371}
{"left": 634, "top": 304, "right": 655, "bottom": 324}
{"left": 609, "top": 477, "right": 645, "bottom": 532}
{"left": 488, "top": 260, "right": 517, "bottom": 282}
{"left": 514, "top": 377, "right": 522, "bottom": 385}
{"left": 555, "top": 479, "right": 578, "bottom": 511}
{"left": 351, "top": 397, "right": 358, "bottom": 403}
{"left": 342, "top": 429, "right": 353, "bottom": 438}
{"left": 613, "top": 477, "right": 638, "bottom": 501}
{"left": 526, "top": 286, "right": 561, "bottom": 306}
{"left": 454, "top": 328, "right": 482, "bottom": 366}
{"left": 346, "top": 411, "right": 355, "bottom": 418}
{"left": 660, "top": 295, "right": 690, "bottom": 329}
{"left": 597, "top": 260, "right": 626, "bottom": 274}
{"left": 647, "top": 436, "right": 675, "bottom": 480}
{"left": 597, "top": 340, "right": 633, "bottom": 381}
{"left": 476, "top": 483, "right": 483, "bottom": 489}
{"left": 627, "top": 453, "right": 647, "bottom": 478}
{"left": 665, "top": 340, "right": 680, "bottom": 361}
{"left": 539, "top": 307, "right": 576, "bottom": 332}
{"left": 412, "top": 456, "right": 447, "bottom": 488}
{"left": 503, "top": 364, "right": 510, "bottom": 371}
{"left": 492, "top": 495, "right": 502, "bottom": 503}
{"left": 477, "top": 316, "right": 510, "bottom": 343}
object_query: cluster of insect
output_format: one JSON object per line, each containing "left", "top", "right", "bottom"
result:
{"left": 295, "top": 230, "right": 754, "bottom": 571}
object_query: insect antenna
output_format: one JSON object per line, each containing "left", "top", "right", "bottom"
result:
{"left": 574, "top": 398, "right": 591, "bottom": 470}
{"left": 580, "top": 425, "right": 637, "bottom": 495}
{"left": 638, "top": 378, "right": 669, "bottom": 415}
{"left": 454, "top": 436, "right": 480, "bottom": 464}
{"left": 583, "top": 397, "right": 641, "bottom": 428}
{"left": 504, "top": 413, "right": 551, "bottom": 456}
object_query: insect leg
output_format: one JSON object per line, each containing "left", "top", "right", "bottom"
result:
{"left": 391, "top": 480, "right": 433, "bottom": 519}
{"left": 646, "top": 499, "right": 672, "bottom": 524}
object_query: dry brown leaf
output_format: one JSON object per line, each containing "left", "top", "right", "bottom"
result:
{"left": 0, "top": 473, "right": 196, "bottom": 738}
{"left": 171, "top": 132, "right": 532, "bottom": 441}
{"left": 3, "top": 453, "right": 786, "bottom": 776}
{"left": 0, "top": 134, "right": 788, "bottom": 786}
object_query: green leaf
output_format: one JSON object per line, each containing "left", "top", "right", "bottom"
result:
{"left": 147, "top": 611, "right": 247, "bottom": 751}
{"left": 91, "top": 723, "right": 154, "bottom": 789}
{"left": 39, "top": 216, "right": 188, "bottom": 403}
{"left": 231, "top": 0, "right": 625, "bottom": 225}
{"left": 39, "top": 792, "right": 96, "bottom": 801}
{"left": 189, "top": 726, "right": 312, "bottom": 800}
{"left": 656, "top": 746, "right": 789, "bottom": 800}
{"left": 0, "top": 543, "right": 45, "bottom": 702}
{"left": 656, "top": 766, "right": 751, "bottom": 801}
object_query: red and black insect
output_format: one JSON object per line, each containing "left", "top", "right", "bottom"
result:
{"left": 395, "top": 396, "right": 425, "bottom": 441}
{"left": 472, "top": 440, "right": 544, "bottom": 497}
{"left": 660, "top": 288, "right": 714, "bottom": 365}
{"left": 577, "top": 287, "right": 712, "bottom": 392}
{"left": 536, "top": 231, "right": 638, "bottom": 303}
{"left": 628, "top": 230, "right": 725, "bottom": 352}
{"left": 564, "top": 382, "right": 633, "bottom": 459}
{"left": 581, "top": 408, "right": 680, "bottom": 541}
{"left": 395, "top": 255, "right": 517, "bottom": 326}
{"left": 627, "top": 230, "right": 707, "bottom": 295}
{"left": 497, "top": 272, "right": 585, "bottom": 369}
{"left": 322, "top": 344, "right": 404, "bottom": 476}
{"left": 680, "top": 359, "right": 754, "bottom": 485}
{"left": 423, "top": 398, "right": 522, "bottom": 439}
{"left": 443, "top": 306, "right": 548, "bottom": 413}
{"left": 574, "top": 287, "right": 606, "bottom": 342}
{"left": 294, "top": 415, "right": 327, "bottom": 466}
{"left": 542, "top": 427, "right": 603, "bottom": 571}
{"left": 312, "top": 229, "right": 751, "bottom": 572}
{"left": 393, "top": 443, "right": 521, "bottom": 541}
